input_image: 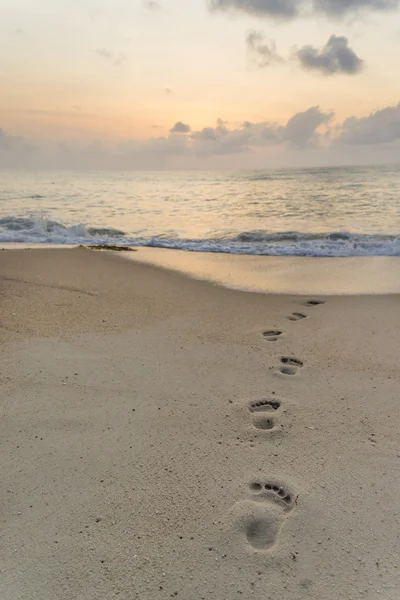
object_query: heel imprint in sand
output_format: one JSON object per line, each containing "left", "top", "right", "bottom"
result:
{"left": 253, "top": 417, "right": 275, "bottom": 430}
{"left": 304, "top": 300, "right": 325, "bottom": 307}
{"left": 245, "top": 481, "right": 294, "bottom": 550}
{"left": 263, "top": 330, "right": 283, "bottom": 342}
{"left": 287, "top": 312, "right": 307, "bottom": 321}
{"left": 279, "top": 356, "right": 303, "bottom": 376}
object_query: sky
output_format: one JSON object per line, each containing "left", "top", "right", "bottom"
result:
{"left": 1, "top": 0, "right": 400, "bottom": 169}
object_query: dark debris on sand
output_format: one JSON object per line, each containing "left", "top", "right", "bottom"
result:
{"left": 80, "top": 245, "right": 137, "bottom": 252}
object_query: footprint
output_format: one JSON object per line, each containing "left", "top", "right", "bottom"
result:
{"left": 263, "top": 330, "right": 283, "bottom": 342}
{"left": 287, "top": 312, "right": 307, "bottom": 321}
{"left": 279, "top": 356, "right": 303, "bottom": 376}
{"left": 304, "top": 300, "right": 325, "bottom": 307}
{"left": 237, "top": 480, "right": 295, "bottom": 551}
{"left": 249, "top": 399, "right": 282, "bottom": 431}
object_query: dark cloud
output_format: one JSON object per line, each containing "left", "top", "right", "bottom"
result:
{"left": 191, "top": 118, "right": 229, "bottom": 141}
{"left": 338, "top": 103, "right": 400, "bottom": 144}
{"left": 295, "top": 35, "right": 363, "bottom": 75}
{"left": 283, "top": 106, "right": 333, "bottom": 146}
{"left": 190, "top": 109, "right": 331, "bottom": 156}
{"left": 96, "top": 48, "right": 126, "bottom": 66}
{"left": 210, "top": 0, "right": 299, "bottom": 19}
{"left": 192, "top": 127, "right": 253, "bottom": 156}
{"left": 313, "top": 0, "right": 399, "bottom": 17}
{"left": 210, "top": 0, "right": 399, "bottom": 19}
{"left": 170, "top": 121, "right": 191, "bottom": 133}
{"left": 246, "top": 30, "right": 283, "bottom": 66}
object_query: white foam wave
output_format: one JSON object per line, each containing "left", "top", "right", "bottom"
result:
{"left": 0, "top": 217, "right": 399, "bottom": 257}
{"left": 0, "top": 217, "right": 125, "bottom": 244}
{"left": 138, "top": 235, "right": 400, "bottom": 257}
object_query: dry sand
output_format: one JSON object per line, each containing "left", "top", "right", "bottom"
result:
{"left": 1, "top": 247, "right": 399, "bottom": 600}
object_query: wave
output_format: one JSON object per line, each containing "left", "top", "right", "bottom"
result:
{"left": 0, "top": 216, "right": 399, "bottom": 257}
{"left": 244, "top": 173, "right": 293, "bottom": 182}
{"left": 137, "top": 234, "right": 400, "bottom": 257}
{"left": 0, "top": 217, "right": 125, "bottom": 242}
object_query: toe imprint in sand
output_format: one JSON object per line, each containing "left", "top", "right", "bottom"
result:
{"left": 279, "top": 356, "right": 303, "bottom": 375}
{"left": 304, "top": 300, "right": 325, "bottom": 307}
{"left": 287, "top": 312, "right": 307, "bottom": 321}
{"left": 249, "top": 399, "right": 281, "bottom": 413}
{"left": 281, "top": 356, "right": 303, "bottom": 367}
{"left": 263, "top": 330, "right": 283, "bottom": 342}
{"left": 245, "top": 481, "right": 294, "bottom": 550}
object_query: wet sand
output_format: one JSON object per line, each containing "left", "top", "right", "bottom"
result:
{"left": 1, "top": 247, "right": 399, "bottom": 600}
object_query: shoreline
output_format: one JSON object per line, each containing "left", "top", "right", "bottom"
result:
{"left": 1, "top": 243, "right": 400, "bottom": 295}
{"left": 1, "top": 247, "right": 399, "bottom": 600}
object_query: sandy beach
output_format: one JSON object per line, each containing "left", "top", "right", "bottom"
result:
{"left": 1, "top": 247, "right": 399, "bottom": 600}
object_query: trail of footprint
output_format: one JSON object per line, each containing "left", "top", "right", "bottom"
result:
{"left": 263, "top": 330, "right": 283, "bottom": 342}
{"left": 287, "top": 312, "right": 307, "bottom": 321}
{"left": 279, "top": 356, "right": 303, "bottom": 376}
{"left": 237, "top": 481, "right": 295, "bottom": 551}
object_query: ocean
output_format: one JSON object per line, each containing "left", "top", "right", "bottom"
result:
{"left": 1, "top": 165, "right": 399, "bottom": 257}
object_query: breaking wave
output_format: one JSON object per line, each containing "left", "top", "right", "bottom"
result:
{"left": 0, "top": 217, "right": 125, "bottom": 243}
{"left": 0, "top": 217, "right": 399, "bottom": 257}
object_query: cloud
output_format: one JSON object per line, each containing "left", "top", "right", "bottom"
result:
{"left": 295, "top": 35, "right": 363, "bottom": 75}
{"left": 313, "top": 0, "right": 399, "bottom": 17}
{"left": 191, "top": 118, "right": 229, "bottom": 141}
{"left": 210, "top": 0, "right": 299, "bottom": 19}
{"left": 209, "top": 0, "right": 399, "bottom": 19}
{"left": 0, "top": 128, "right": 33, "bottom": 152}
{"left": 0, "top": 108, "right": 332, "bottom": 168}
{"left": 96, "top": 48, "right": 127, "bottom": 66}
{"left": 170, "top": 121, "right": 191, "bottom": 133}
{"left": 246, "top": 30, "right": 283, "bottom": 66}
{"left": 143, "top": 0, "right": 163, "bottom": 9}
{"left": 191, "top": 118, "right": 255, "bottom": 156}
{"left": 165, "top": 87, "right": 172, "bottom": 95}
{"left": 189, "top": 109, "right": 331, "bottom": 156}
{"left": 0, "top": 128, "right": 37, "bottom": 167}
{"left": 337, "top": 103, "right": 400, "bottom": 144}
{"left": 5, "top": 103, "right": 400, "bottom": 169}
{"left": 283, "top": 106, "right": 333, "bottom": 145}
